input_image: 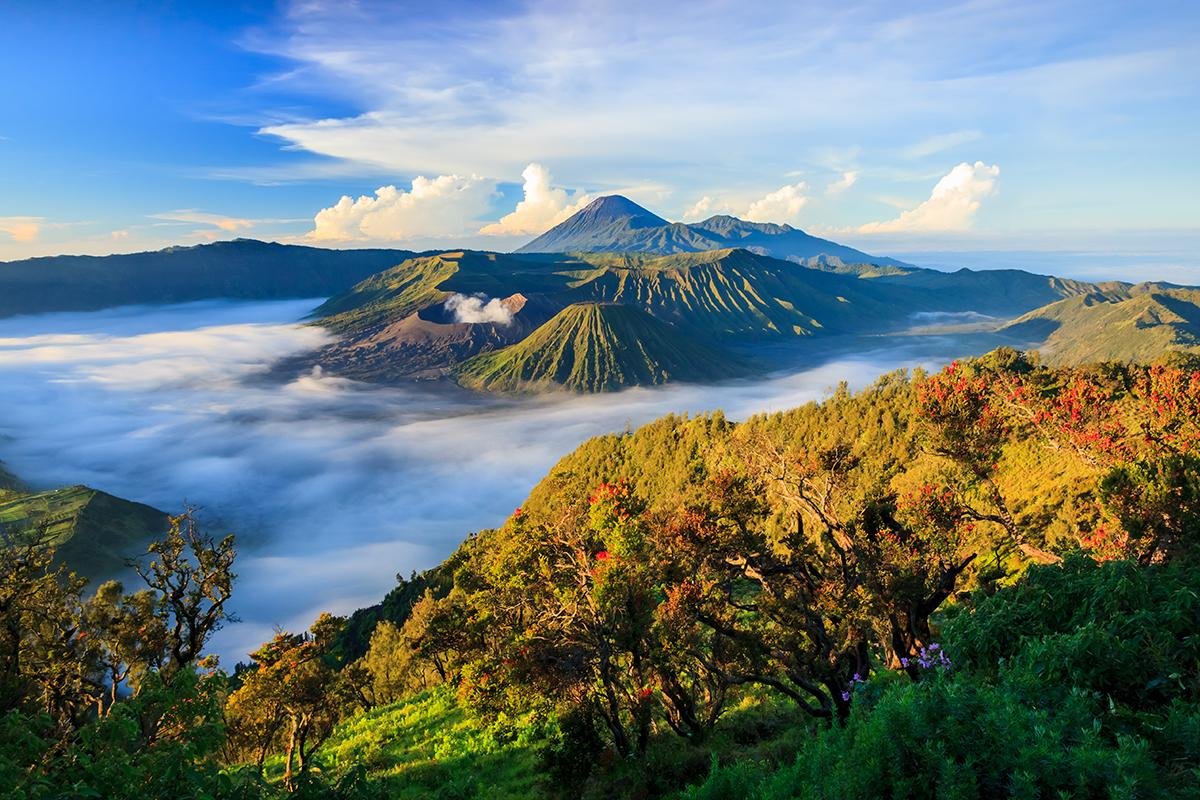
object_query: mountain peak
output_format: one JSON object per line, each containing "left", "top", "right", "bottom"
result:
{"left": 516, "top": 195, "right": 908, "bottom": 268}
{"left": 575, "top": 195, "right": 668, "bottom": 227}
{"left": 516, "top": 195, "right": 671, "bottom": 253}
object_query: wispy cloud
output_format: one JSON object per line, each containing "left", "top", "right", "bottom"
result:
{"left": 152, "top": 210, "right": 257, "bottom": 233}
{"left": 825, "top": 171, "right": 860, "bottom": 194}
{"left": 150, "top": 210, "right": 308, "bottom": 242}
{"left": 903, "top": 130, "right": 982, "bottom": 159}
{"left": 237, "top": 2, "right": 1193, "bottom": 191}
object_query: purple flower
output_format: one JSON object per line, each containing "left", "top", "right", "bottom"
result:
{"left": 841, "top": 691, "right": 851, "bottom": 702}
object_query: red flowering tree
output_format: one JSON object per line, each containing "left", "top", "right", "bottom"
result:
{"left": 915, "top": 356, "right": 1061, "bottom": 564}
{"left": 681, "top": 446, "right": 977, "bottom": 720}
{"left": 449, "top": 479, "right": 736, "bottom": 756}
{"left": 982, "top": 358, "right": 1200, "bottom": 563}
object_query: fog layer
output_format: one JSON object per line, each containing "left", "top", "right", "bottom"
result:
{"left": 0, "top": 299, "right": 985, "bottom": 659}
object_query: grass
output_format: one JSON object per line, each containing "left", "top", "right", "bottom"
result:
{"left": 311, "top": 687, "right": 551, "bottom": 799}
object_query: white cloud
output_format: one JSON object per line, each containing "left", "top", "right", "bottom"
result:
{"left": 0, "top": 217, "right": 41, "bottom": 242}
{"left": 858, "top": 162, "right": 999, "bottom": 233}
{"left": 110, "top": 229, "right": 131, "bottom": 241}
{"left": 903, "top": 130, "right": 983, "bottom": 159}
{"left": 744, "top": 182, "right": 809, "bottom": 225}
{"left": 152, "top": 210, "right": 256, "bottom": 233}
{"left": 479, "top": 163, "right": 590, "bottom": 236}
{"left": 683, "top": 196, "right": 736, "bottom": 221}
{"left": 306, "top": 174, "right": 494, "bottom": 242}
{"left": 443, "top": 293, "right": 514, "bottom": 325}
{"left": 826, "top": 171, "right": 859, "bottom": 194}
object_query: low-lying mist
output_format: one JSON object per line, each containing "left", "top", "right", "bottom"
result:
{"left": 0, "top": 299, "right": 995, "bottom": 660}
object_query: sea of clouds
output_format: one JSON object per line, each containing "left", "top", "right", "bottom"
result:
{"left": 0, "top": 299, "right": 987, "bottom": 660}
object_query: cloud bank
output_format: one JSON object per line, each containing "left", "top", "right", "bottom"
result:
{"left": 0, "top": 300, "right": 1001, "bottom": 659}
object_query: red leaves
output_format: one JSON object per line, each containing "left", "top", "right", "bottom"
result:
{"left": 594, "top": 550, "right": 609, "bottom": 561}
{"left": 1079, "top": 524, "right": 1130, "bottom": 562}
{"left": 589, "top": 482, "right": 624, "bottom": 505}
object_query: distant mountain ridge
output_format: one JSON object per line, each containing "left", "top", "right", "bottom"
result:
{"left": 0, "top": 239, "right": 417, "bottom": 318}
{"left": 518, "top": 195, "right": 911, "bottom": 268}
{"left": 1002, "top": 284, "right": 1200, "bottom": 364}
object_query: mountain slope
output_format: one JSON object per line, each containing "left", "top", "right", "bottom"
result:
{"left": 1002, "top": 285, "right": 1200, "bottom": 364}
{"left": 314, "top": 251, "right": 576, "bottom": 334}
{"left": 455, "top": 303, "right": 753, "bottom": 393}
{"left": 0, "top": 239, "right": 416, "bottom": 318}
{"left": 561, "top": 248, "right": 905, "bottom": 338}
{"left": 0, "top": 484, "right": 170, "bottom": 578}
{"left": 877, "top": 267, "right": 1099, "bottom": 319}
{"left": 303, "top": 246, "right": 1107, "bottom": 388}
{"left": 517, "top": 195, "right": 909, "bottom": 267}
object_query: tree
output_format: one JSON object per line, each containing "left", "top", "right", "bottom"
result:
{"left": 225, "top": 613, "right": 351, "bottom": 788}
{"left": 131, "top": 510, "right": 236, "bottom": 677}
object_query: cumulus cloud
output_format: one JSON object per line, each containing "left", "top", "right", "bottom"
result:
{"left": 683, "top": 196, "right": 737, "bottom": 221}
{"left": 858, "top": 162, "right": 1000, "bottom": 234}
{"left": 306, "top": 174, "right": 494, "bottom": 242}
{"left": 744, "top": 182, "right": 809, "bottom": 225}
{"left": 444, "top": 293, "right": 514, "bottom": 325}
{"left": 826, "top": 171, "right": 859, "bottom": 194}
{"left": 0, "top": 217, "right": 41, "bottom": 242}
{"left": 479, "top": 163, "right": 590, "bottom": 236}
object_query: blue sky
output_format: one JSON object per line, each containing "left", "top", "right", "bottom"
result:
{"left": 1, "top": 0, "right": 1197, "bottom": 280}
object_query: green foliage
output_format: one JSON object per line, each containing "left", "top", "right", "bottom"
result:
{"left": 680, "top": 557, "right": 1200, "bottom": 800}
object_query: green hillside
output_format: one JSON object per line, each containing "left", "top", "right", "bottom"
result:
{"left": 314, "top": 250, "right": 576, "bottom": 334}
{"left": 0, "top": 484, "right": 169, "bottom": 577}
{"left": 455, "top": 303, "right": 753, "bottom": 392}
{"left": 1002, "top": 285, "right": 1200, "bottom": 364}
{"left": 560, "top": 248, "right": 903, "bottom": 338}
{"left": 312, "top": 687, "right": 547, "bottom": 799}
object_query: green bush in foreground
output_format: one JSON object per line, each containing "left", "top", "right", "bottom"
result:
{"left": 680, "top": 557, "right": 1200, "bottom": 800}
